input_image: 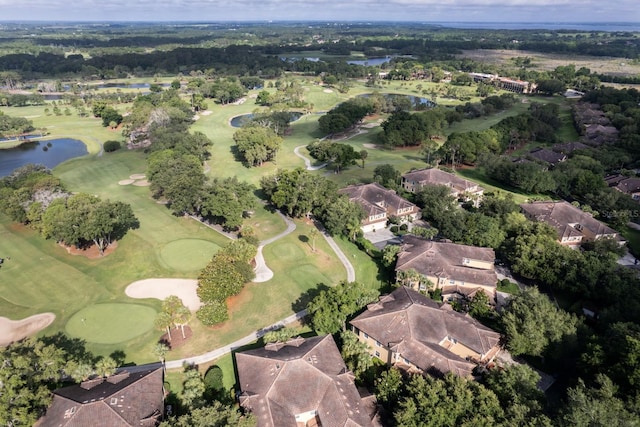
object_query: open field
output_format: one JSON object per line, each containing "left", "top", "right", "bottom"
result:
{"left": 458, "top": 49, "right": 640, "bottom": 78}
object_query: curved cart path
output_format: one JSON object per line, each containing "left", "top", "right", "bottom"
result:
{"left": 294, "top": 145, "right": 327, "bottom": 171}
{"left": 252, "top": 212, "right": 296, "bottom": 282}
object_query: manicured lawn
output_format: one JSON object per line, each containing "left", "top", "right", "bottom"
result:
{"left": 65, "top": 303, "right": 157, "bottom": 344}
{"left": 455, "top": 167, "right": 551, "bottom": 204}
{"left": 159, "top": 239, "right": 221, "bottom": 272}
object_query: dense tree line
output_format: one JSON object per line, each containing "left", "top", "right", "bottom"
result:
{"left": 379, "top": 109, "right": 447, "bottom": 147}
{"left": 318, "top": 98, "right": 374, "bottom": 136}
{"left": 260, "top": 168, "right": 364, "bottom": 238}
{"left": 0, "top": 165, "right": 138, "bottom": 255}
{"left": 0, "top": 110, "right": 34, "bottom": 137}
{"left": 306, "top": 140, "right": 362, "bottom": 173}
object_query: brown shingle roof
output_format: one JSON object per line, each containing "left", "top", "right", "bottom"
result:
{"left": 39, "top": 365, "right": 164, "bottom": 427}
{"left": 395, "top": 235, "right": 497, "bottom": 289}
{"left": 520, "top": 201, "right": 620, "bottom": 241}
{"left": 402, "top": 168, "right": 483, "bottom": 195}
{"left": 605, "top": 174, "right": 640, "bottom": 196}
{"left": 236, "top": 335, "right": 373, "bottom": 427}
{"left": 527, "top": 148, "right": 566, "bottom": 165}
{"left": 350, "top": 287, "right": 501, "bottom": 377}
{"left": 338, "top": 183, "right": 418, "bottom": 218}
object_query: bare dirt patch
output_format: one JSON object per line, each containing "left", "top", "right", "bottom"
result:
{"left": 118, "top": 179, "right": 135, "bottom": 185}
{"left": 126, "top": 278, "right": 201, "bottom": 311}
{"left": 159, "top": 325, "right": 193, "bottom": 349}
{"left": 0, "top": 313, "right": 55, "bottom": 346}
{"left": 60, "top": 241, "right": 117, "bottom": 259}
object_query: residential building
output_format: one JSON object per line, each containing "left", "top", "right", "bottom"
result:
{"left": 527, "top": 147, "right": 567, "bottom": 166}
{"left": 401, "top": 168, "right": 484, "bottom": 203}
{"left": 39, "top": 365, "right": 164, "bottom": 427}
{"left": 605, "top": 174, "right": 640, "bottom": 200}
{"left": 235, "top": 335, "right": 376, "bottom": 427}
{"left": 338, "top": 183, "right": 420, "bottom": 233}
{"left": 350, "top": 286, "right": 501, "bottom": 377}
{"left": 520, "top": 200, "right": 623, "bottom": 247}
{"left": 395, "top": 235, "right": 497, "bottom": 301}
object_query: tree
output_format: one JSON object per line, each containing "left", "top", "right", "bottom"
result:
{"left": 561, "top": 375, "right": 640, "bottom": 427}
{"left": 233, "top": 126, "right": 283, "bottom": 167}
{"left": 181, "top": 366, "right": 206, "bottom": 409}
{"left": 309, "top": 228, "right": 319, "bottom": 253}
{"left": 94, "top": 356, "right": 117, "bottom": 377}
{"left": 382, "top": 244, "right": 401, "bottom": 268}
{"left": 196, "top": 300, "right": 229, "bottom": 326}
{"left": 536, "top": 79, "right": 566, "bottom": 96}
{"left": 159, "top": 401, "right": 256, "bottom": 427}
{"left": 157, "top": 296, "right": 191, "bottom": 341}
{"left": 359, "top": 149, "right": 368, "bottom": 168}
{"left": 375, "top": 367, "right": 404, "bottom": 407}
{"left": 501, "top": 286, "right": 578, "bottom": 357}
{"left": 339, "top": 330, "right": 373, "bottom": 378}
{"left": 306, "top": 281, "right": 379, "bottom": 334}
{"left": 153, "top": 342, "right": 170, "bottom": 364}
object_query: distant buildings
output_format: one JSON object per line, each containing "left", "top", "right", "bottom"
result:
{"left": 39, "top": 365, "right": 164, "bottom": 427}
{"left": 605, "top": 174, "right": 640, "bottom": 200}
{"left": 520, "top": 201, "right": 623, "bottom": 247}
{"left": 468, "top": 72, "right": 536, "bottom": 94}
{"left": 338, "top": 183, "right": 420, "bottom": 233}
{"left": 395, "top": 235, "right": 498, "bottom": 301}
{"left": 350, "top": 286, "right": 501, "bottom": 378}
{"left": 235, "top": 335, "right": 377, "bottom": 427}
{"left": 401, "top": 168, "right": 484, "bottom": 205}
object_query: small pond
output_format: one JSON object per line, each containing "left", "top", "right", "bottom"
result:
{"left": 357, "top": 93, "right": 436, "bottom": 110}
{"left": 229, "top": 112, "right": 303, "bottom": 128}
{"left": 0, "top": 138, "right": 88, "bottom": 177}
{"left": 347, "top": 57, "right": 393, "bottom": 66}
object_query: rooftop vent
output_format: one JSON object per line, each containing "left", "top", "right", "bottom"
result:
{"left": 106, "top": 371, "right": 130, "bottom": 384}
{"left": 80, "top": 378, "right": 104, "bottom": 390}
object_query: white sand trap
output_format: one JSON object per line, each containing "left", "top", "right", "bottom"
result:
{"left": 201, "top": 110, "right": 213, "bottom": 116}
{"left": 363, "top": 143, "right": 379, "bottom": 149}
{"left": 132, "top": 179, "right": 150, "bottom": 187}
{"left": 126, "top": 278, "right": 201, "bottom": 311}
{"left": 129, "top": 173, "right": 146, "bottom": 180}
{"left": 0, "top": 313, "right": 55, "bottom": 347}
{"left": 323, "top": 89, "right": 333, "bottom": 93}
{"left": 118, "top": 179, "right": 135, "bottom": 185}
{"left": 193, "top": 115, "right": 200, "bottom": 121}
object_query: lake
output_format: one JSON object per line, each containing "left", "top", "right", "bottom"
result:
{"left": 0, "top": 138, "right": 88, "bottom": 177}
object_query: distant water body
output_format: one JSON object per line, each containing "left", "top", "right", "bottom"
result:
{"left": 433, "top": 22, "right": 640, "bottom": 32}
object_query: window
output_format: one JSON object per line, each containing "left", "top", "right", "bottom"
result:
{"left": 375, "top": 340, "right": 381, "bottom": 347}
{"left": 110, "top": 398, "right": 118, "bottom": 405}
{"left": 363, "top": 333, "right": 369, "bottom": 339}
{"left": 449, "top": 279, "right": 455, "bottom": 284}
{"left": 374, "top": 351, "right": 380, "bottom": 358}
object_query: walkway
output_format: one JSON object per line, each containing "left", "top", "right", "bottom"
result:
{"left": 253, "top": 211, "right": 296, "bottom": 282}
{"left": 164, "top": 309, "right": 307, "bottom": 369}
{"left": 315, "top": 220, "right": 356, "bottom": 282}
{"left": 293, "top": 145, "right": 327, "bottom": 171}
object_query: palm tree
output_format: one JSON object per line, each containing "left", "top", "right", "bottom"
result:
{"left": 95, "top": 356, "right": 117, "bottom": 377}
{"left": 309, "top": 228, "right": 319, "bottom": 253}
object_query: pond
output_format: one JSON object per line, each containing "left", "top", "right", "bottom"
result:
{"left": 229, "top": 112, "right": 303, "bottom": 128}
{"left": 0, "top": 138, "right": 88, "bottom": 177}
{"left": 357, "top": 93, "right": 436, "bottom": 110}
{"left": 347, "top": 57, "right": 393, "bottom": 66}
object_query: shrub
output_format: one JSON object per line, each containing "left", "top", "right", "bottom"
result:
{"left": 103, "top": 140, "right": 121, "bottom": 152}
{"left": 390, "top": 225, "right": 399, "bottom": 233}
{"left": 399, "top": 224, "right": 408, "bottom": 231}
{"left": 196, "top": 300, "right": 229, "bottom": 326}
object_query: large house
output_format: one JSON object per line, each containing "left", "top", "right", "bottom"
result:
{"left": 520, "top": 201, "right": 623, "bottom": 247}
{"left": 395, "top": 235, "right": 498, "bottom": 301}
{"left": 338, "top": 183, "right": 420, "bottom": 233}
{"left": 605, "top": 174, "right": 640, "bottom": 201}
{"left": 39, "top": 365, "right": 164, "bottom": 427}
{"left": 350, "top": 286, "right": 501, "bottom": 378}
{"left": 401, "top": 168, "right": 484, "bottom": 204}
{"left": 235, "top": 335, "right": 377, "bottom": 427}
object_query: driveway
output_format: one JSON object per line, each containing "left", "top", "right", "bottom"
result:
{"left": 364, "top": 227, "right": 401, "bottom": 249}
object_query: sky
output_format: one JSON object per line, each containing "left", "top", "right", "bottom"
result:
{"left": 0, "top": 0, "right": 638, "bottom": 24}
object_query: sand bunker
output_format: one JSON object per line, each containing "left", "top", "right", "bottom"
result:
{"left": 362, "top": 143, "right": 379, "bottom": 149}
{"left": 0, "top": 313, "right": 56, "bottom": 346}
{"left": 126, "top": 278, "right": 201, "bottom": 311}
{"left": 132, "top": 179, "right": 150, "bottom": 187}
{"left": 201, "top": 110, "right": 213, "bottom": 116}
{"left": 129, "top": 173, "right": 146, "bottom": 180}
{"left": 323, "top": 89, "right": 333, "bottom": 93}
{"left": 118, "top": 179, "right": 135, "bottom": 185}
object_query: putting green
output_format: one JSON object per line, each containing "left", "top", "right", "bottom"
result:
{"left": 66, "top": 303, "right": 156, "bottom": 344}
{"left": 160, "top": 239, "right": 221, "bottom": 272}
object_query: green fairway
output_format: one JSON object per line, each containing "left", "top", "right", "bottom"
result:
{"left": 160, "top": 239, "right": 221, "bottom": 272}
{"left": 66, "top": 303, "right": 156, "bottom": 344}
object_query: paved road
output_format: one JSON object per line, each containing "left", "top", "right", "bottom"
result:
{"left": 165, "top": 309, "right": 307, "bottom": 369}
